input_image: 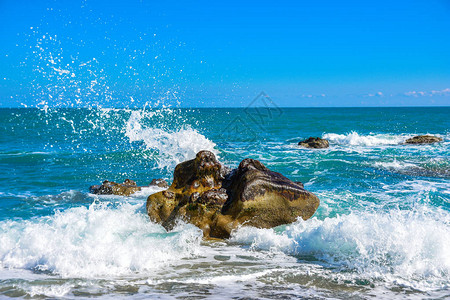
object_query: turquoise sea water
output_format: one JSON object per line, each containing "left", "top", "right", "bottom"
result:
{"left": 0, "top": 107, "right": 449, "bottom": 299}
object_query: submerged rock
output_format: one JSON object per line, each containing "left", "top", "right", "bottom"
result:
{"left": 147, "top": 150, "right": 320, "bottom": 239}
{"left": 405, "top": 135, "right": 443, "bottom": 145}
{"left": 89, "top": 179, "right": 141, "bottom": 196}
{"left": 298, "top": 137, "right": 329, "bottom": 149}
{"left": 90, "top": 178, "right": 169, "bottom": 196}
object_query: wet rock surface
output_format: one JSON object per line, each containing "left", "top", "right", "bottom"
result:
{"left": 405, "top": 135, "right": 443, "bottom": 144}
{"left": 150, "top": 178, "right": 169, "bottom": 188}
{"left": 89, "top": 179, "right": 141, "bottom": 196}
{"left": 89, "top": 178, "right": 169, "bottom": 196}
{"left": 298, "top": 137, "right": 329, "bottom": 148}
{"left": 147, "top": 150, "right": 320, "bottom": 239}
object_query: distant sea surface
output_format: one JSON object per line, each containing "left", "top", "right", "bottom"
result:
{"left": 0, "top": 107, "right": 449, "bottom": 299}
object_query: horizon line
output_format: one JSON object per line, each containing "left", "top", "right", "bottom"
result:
{"left": 0, "top": 105, "right": 449, "bottom": 109}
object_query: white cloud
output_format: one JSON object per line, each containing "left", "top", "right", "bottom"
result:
{"left": 299, "top": 93, "right": 326, "bottom": 98}
{"left": 404, "top": 88, "right": 450, "bottom": 97}
{"left": 430, "top": 88, "right": 450, "bottom": 95}
{"left": 404, "top": 91, "right": 426, "bottom": 97}
{"left": 366, "top": 91, "right": 384, "bottom": 97}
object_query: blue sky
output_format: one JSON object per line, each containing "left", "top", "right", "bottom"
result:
{"left": 0, "top": 0, "right": 449, "bottom": 107}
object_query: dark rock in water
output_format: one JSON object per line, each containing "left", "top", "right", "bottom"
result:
{"left": 124, "top": 179, "right": 137, "bottom": 186}
{"left": 89, "top": 179, "right": 141, "bottom": 196}
{"left": 147, "top": 150, "right": 320, "bottom": 239}
{"left": 150, "top": 178, "right": 169, "bottom": 188}
{"left": 298, "top": 137, "right": 329, "bottom": 149}
{"left": 405, "top": 135, "right": 443, "bottom": 145}
{"left": 90, "top": 178, "right": 169, "bottom": 196}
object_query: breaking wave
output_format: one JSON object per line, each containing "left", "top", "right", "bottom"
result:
{"left": 323, "top": 132, "right": 408, "bottom": 146}
{"left": 230, "top": 209, "right": 450, "bottom": 291}
{"left": 0, "top": 201, "right": 203, "bottom": 278}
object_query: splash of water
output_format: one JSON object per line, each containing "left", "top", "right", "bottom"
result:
{"left": 125, "top": 109, "right": 217, "bottom": 171}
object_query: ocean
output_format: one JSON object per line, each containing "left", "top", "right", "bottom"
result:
{"left": 0, "top": 106, "right": 449, "bottom": 299}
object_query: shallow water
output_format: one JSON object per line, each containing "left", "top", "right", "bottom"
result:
{"left": 0, "top": 107, "right": 449, "bottom": 299}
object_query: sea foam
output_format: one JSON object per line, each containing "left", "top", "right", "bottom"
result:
{"left": 0, "top": 201, "right": 203, "bottom": 278}
{"left": 373, "top": 159, "right": 418, "bottom": 171}
{"left": 230, "top": 209, "right": 450, "bottom": 291}
{"left": 323, "top": 132, "right": 409, "bottom": 146}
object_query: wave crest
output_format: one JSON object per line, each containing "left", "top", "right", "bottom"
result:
{"left": 323, "top": 132, "right": 407, "bottom": 146}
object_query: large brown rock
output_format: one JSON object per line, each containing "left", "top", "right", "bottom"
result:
{"left": 221, "top": 158, "right": 319, "bottom": 230}
{"left": 146, "top": 151, "right": 320, "bottom": 239}
{"left": 298, "top": 137, "right": 329, "bottom": 148}
{"left": 146, "top": 151, "right": 231, "bottom": 237}
{"left": 405, "top": 135, "right": 443, "bottom": 145}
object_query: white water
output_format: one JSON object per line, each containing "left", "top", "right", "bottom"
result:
{"left": 373, "top": 159, "right": 418, "bottom": 171}
{"left": 0, "top": 200, "right": 203, "bottom": 278}
{"left": 323, "top": 132, "right": 411, "bottom": 146}
{"left": 125, "top": 110, "right": 217, "bottom": 171}
{"left": 231, "top": 209, "right": 450, "bottom": 291}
